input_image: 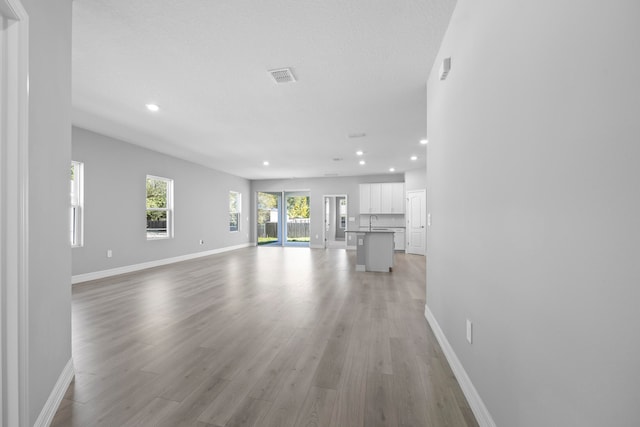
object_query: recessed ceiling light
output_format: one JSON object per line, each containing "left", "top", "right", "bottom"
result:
{"left": 410, "top": 155, "right": 418, "bottom": 161}
{"left": 263, "top": 161, "right": 269, "bottom": 166}
{"left": 356, "top": 150, "right": 364, "bottom": 156}
{"left": 359, "top": 160, "right": 366, "bottom": 165}
{"left": 389, "top": 167, "right": 395, "bottom": 172}
{"left": 145, "top": 103, "right": 159, "bottom": 112}
{"left": 420, "top": 139, "right": 428, "bottom": 145}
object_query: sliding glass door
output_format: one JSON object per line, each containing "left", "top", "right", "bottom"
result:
{"left": 256, "top": 191, "right": 310, "bottom": 247}
{"left": 284, "top": 192, "right": 310, "bottom": 247}
{"left": 257, "top": 192, "right": 282, "bottom": 245}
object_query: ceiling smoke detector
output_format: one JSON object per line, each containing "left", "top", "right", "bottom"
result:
{"left": 268, "top": 68, "right": 296, "bottom": 84}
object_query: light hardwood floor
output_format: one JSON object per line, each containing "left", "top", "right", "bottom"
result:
{"left": 53, "top": 247, "right": 478, "bottom": 427}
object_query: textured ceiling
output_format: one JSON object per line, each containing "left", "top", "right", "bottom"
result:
{"left": 72, "top": 0, "right": 456, "bottom": 179}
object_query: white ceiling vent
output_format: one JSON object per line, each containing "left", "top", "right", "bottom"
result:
{"left": 269, "top": 68, "right": 296, "bottom": 84}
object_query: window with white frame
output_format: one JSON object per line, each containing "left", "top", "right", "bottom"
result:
{"left": 70, "top": 161, "right": 84, "bottom": 247}
{"left": 146, "top": 175, "right": 173, "bottom": 239}
{"left": 339, "top": 198, "right": 347, "bottom": 229}
{"left": 229, "top": 191, "right": 241, "bottom": 232}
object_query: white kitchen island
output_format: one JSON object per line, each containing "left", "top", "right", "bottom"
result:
{"left": 345, "top": 229, "right": 395, "bottom": 272}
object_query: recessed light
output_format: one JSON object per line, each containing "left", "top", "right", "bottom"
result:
{"left": 410, "top": 155, "right": 418, "bottom": 161}
{"left": 263, "top": 161, "right": 269, "bottom": 166}
{"left": 356, "top": 150, "right": 364, "bottom": 156}
{"left": 145, "top": 103, "right": 159, "bottom": 112}
{"left": 359, "top": 160, "right": 366, "bottom": 165}
{"left": 389, "top": 167, "right": 395, "bottom": 172}
{"left": 420, "top": 139, "right": 428, "bottom": 145}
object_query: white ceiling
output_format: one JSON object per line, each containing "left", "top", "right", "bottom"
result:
{"left": 72, "top": 0, "right": 456, "bottom": 180}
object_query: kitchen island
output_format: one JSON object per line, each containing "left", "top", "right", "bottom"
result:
{"left": 345, "top": 229, "right": 395, "bottom": 272}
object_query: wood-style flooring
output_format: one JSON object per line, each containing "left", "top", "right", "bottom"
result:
{"left": 53, "top": 247, "right": 478, "bottom": 427}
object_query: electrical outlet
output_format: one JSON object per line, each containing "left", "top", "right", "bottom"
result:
{"left": 107, "top": 249, "right": 112, "bottom": 258}
{"left": 466, "top": 319, "right": 473, "bottom": 344}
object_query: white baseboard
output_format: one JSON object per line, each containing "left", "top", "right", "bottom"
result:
{"left": 72, "top": 243, "right": 252, "bottom": 284}
{"left": 424, "top": 305, "right": 496, "bottom": 427}
{"left": 309, "top": 244, "right": 324, "bottom": 249}
{"left": 33, "top": 358, "right": 74, "bottom": 427}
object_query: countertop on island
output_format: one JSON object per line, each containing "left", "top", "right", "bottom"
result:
{"left": 345, "top": 228, "right": 396, "bottom": 233}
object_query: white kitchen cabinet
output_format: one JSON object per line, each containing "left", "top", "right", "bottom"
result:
{"left": 390, "top": 183, "right": 405, "bottom": 213}
{"left": 360, "top": 182, "right": 404, "bottom": 214}
{"left": 393, "top": 229, "right": 406, "bottom": 251}
{"left": 370, "top": 183, "right": 382, "bottom": 213}
{"left": 380, "top": 183, "right": 393, "bottom": 213}
{"left": 359, "top": 184, "right": 371, "bottom": 213}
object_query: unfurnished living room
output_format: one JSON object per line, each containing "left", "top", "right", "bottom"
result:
{"left": 1, "top": 1, "right": 639, "bottom": 426}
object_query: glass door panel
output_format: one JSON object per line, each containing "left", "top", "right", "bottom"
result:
{"left": 257, "top": 192, "right": 282, "bottom": 246}
{"left": 284, "top": 192, "right": 310, "bottom": 247}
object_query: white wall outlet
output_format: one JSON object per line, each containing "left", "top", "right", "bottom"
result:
{"left": 107, "top": 249, "right": 112, "bottom": 258}
{"left": 315, "top": 234, "right": 319, "bottom": 239}
{"left": 466, "top": 319, "right": 473, "bottom": 344}
{"left": 199, "top": 239, "right": 204, "bottom": 245}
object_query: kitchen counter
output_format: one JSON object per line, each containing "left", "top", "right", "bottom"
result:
{"left": 345, "top": 229, "right": 394, "bottom": 272}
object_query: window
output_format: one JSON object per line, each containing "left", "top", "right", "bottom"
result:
{"left": 70, "top": 161, "right": 84, "bottom": 247}
{"left": 146, "top": 175, "right": 173, "bottom": 239}
{"left": 229, "top": 191, "right": 241, "bottom": 232}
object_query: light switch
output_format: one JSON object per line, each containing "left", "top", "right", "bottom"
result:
{"left": 427, "top": 213, "right": 431, "bottom": 227}
{"left": 466, "top": 319, "right": 473, "bottom": 344}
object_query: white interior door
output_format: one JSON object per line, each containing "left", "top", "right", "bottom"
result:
{"left": 406, "top": 189, "right": 426, "bottom": 255}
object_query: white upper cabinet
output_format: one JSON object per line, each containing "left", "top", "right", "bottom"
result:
{"left": 359, "top": 183, "right": 371, "bottom": 213}
{"left": 359, "top": 182, "right": 405, "bottom": 214}
{"left": 390, "top": 183, "right": 405, "bottom": 213}
{"left": 370, "top": 183, "right": 382, "bottom": 213}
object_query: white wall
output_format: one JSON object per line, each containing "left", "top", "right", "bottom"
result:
{"left": 251, "top": 174, "right": 404, "bottom": 248}
{"left": 23, "top": 0, "right": 73, "bottom": 423}
{"left": 405, "top": 167, "right": 426, "bottom": 191}
{"left": 426, "top": 1, "right": 640, "bottom": 426}
{"left": 72, "top": 127, "right": 251, "bottom": 276}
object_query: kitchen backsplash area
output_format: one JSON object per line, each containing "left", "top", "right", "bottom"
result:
{"left": 358, "top": 213, "right": 405, "bottom": 228}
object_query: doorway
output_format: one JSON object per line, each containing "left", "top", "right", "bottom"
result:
{"left": 323, "top": 195, "right": 347, "bottom": 249}
{"left": 256, "top": 191, "right": 310, "bottom": 247}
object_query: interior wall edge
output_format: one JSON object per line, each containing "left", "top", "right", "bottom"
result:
{"left": 425, "top": 305, "right": 496, "bottom": 427}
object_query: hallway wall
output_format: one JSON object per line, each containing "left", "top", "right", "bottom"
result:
{"left": 426, "top": 0, "right": 640, "bottom": 426}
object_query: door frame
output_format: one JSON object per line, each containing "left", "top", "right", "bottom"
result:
{"left": 322, "top": 194, "right": 348, "bottom": 249}
{"left": 1, "top": 0, "right": 30, "bottom": 424}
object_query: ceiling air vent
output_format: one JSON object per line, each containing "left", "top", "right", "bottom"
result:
{"left": 269, "top": 68, "right": 296, "bottom": 84}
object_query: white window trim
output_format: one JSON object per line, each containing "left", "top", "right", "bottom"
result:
{"left": 229, "top": 190, "right": 241, "bottom": 232}
{"left": 146, "top": 175, "right": 174, "bottom": 240}
{"left": 70, "top": 161, "right": 84, "bottom": 247}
